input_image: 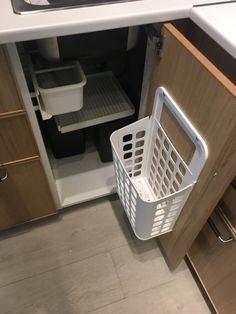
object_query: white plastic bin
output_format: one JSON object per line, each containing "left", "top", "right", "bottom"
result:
{"left": 110, "top": 87, "right": 208, "bottom": 240}
{"left": 31, "top": 61, "right": 86, "bottom": 116}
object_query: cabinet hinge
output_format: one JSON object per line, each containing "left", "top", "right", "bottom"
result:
{"left": 156, "top": 35, "right": 164, "bottom": 57}
{"left": 145, "top": 24, "right": 164, "bottom": 57}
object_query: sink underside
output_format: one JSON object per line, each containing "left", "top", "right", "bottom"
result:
{"left": 12, "top": 0, "right": 140, "bottom": 14}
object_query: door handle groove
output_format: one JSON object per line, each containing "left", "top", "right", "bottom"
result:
{"left": 207, "top": 217, "right": 234, "bottom": 243}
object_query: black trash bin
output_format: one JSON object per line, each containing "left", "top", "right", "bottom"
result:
{"left": 94, "top": 115, "right": 135, "bottom": 162}
{"left": 46, "top": 117, "right": 85, "bottom": 159}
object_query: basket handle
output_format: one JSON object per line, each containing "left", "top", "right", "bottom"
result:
{"left": 152, "top": 87, "right": 208, "bottom": 180}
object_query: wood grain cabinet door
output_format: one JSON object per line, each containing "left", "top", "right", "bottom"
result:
{"left": 0, "top": 46, "right": 24, "bottom": 116}
{"left": 146, "top": 23, "right": 236, "bottom": 269}
{"left": 0, "top": 159, "right": 56, "bottom": 230}
{"left": 0, "top": 114, "right": 38, "bottom": 164}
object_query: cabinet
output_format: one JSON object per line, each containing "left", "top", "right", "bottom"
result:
{"left": 1, "top": 20, "right": 235, "bottom": 273}
{"left": 0, "top": 159, "right": 56, "bottom": 230}
{"left": 0, "top": 113, "right": 38, "bottom": 164}
{"left": 188, "top": 180, "right": 236, "bottom": 314}
{"left": 0, "top": 44, "right": 57, "bottom": 230}
{"left": 0, "top": 46, "right": 24, "bottom": 116}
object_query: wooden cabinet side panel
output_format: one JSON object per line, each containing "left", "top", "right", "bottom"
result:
{"left": 0, "top": 46, "right": 24, "bottom": 115}
{"left": 146, "top": 23, "right": 236, "bottom": 269}
{"left": 0, "top": 159, "right": 56, "bottom": 230}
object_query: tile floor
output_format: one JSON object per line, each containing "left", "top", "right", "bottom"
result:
{"left": 0, "top": 195, "right": 210, "bottom": 314}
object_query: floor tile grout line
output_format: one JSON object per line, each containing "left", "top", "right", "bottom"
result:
{"left": 108, "top": 245, "right": 172, "bottom": 298}
{"left": 108, "top": 250, "right": 126, "bottom": 300}
{"left": 0, "top": 197, "right": 210, "bottom": 314}
{"left": 0, "top": 238, "right": 139, "bottom": 290}
{"left": 84, "top": 277, "right": 183, "bottom": 314}
{"left": 0, "top": 249, "right": 116, "bottom": 289}
{"left": 107, "top": 245, "right": 199, "bottom": 302}
{"left": 84, "top": 294, "right": 128, "bottom": 314}
{"left": 0, "top": 197, "right": 120, "bottom": 241}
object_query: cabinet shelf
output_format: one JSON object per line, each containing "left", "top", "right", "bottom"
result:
{"left": 48, "top": 141, "right": 116, "bottom": 208}
{"left": 55, "top": 71, "right": 135, "bottom": 133}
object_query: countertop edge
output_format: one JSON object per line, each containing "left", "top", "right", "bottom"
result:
{"left": 0, "top": 4, "right": 190, "bottom": 44}
{"left": 190, "top": 6, "right": 236, "bottom": 59}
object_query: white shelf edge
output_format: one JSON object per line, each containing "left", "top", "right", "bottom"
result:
{"left": 59, "top": 186, "right": 117, "bottom": 208}
{"left": 48, "top": 143, "right": 117, "bottom": 208}
{"left": 56, "top": 71, "right": 135, "bottom": 134}
{"left": 57, "top": 109, "right": 134, "bottom": 133}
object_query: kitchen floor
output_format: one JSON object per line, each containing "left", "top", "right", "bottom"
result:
{"left": 0, "top": 195, "right": 210, "bottom": 314}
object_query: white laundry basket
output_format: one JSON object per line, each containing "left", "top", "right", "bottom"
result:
{"left": 110, "top": 87, "right": 208, "bottom": 240}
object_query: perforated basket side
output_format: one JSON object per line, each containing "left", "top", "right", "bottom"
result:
{"left": 112, "top": 149, "right": 137, "bottom": 227}
{"left": 111, "top": 117, "right": 195, "bottom": 240}
{"left": 110, "top": 117, "right": 150, "bottom": 180}
{"left": 111, "top": 117, "right": 150, "bottom": 230}
{"left": 110, "top": 87, "right": 208, "bottom": 240}
{"left": 112, "top": 145, "right": 194, "bottom": 240}
{"left": 144, "top": 121, "right": 194, "bottom": 201}
{"left": 133, "top": 185, "right": 194, "bottom": 239}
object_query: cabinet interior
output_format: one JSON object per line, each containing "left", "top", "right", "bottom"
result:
{"left": 17, "top": 25, "right": 148, "bottom": 208}
{"left": 16, "top": 19, "right": 234, "bottom": 209}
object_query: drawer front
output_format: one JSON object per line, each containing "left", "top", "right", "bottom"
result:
{"left": 221, "top": 180, "right": 236, "bottom": 214}
{"left": 0, "top": 113, "right": 38, "bottom": 164}
{"left": 188, "top": 208, "right": 236, "bottom": 314}
{"left": 219, "top": 180, "right": 236, "bottom": 237}
{"left": 0, "top": 159, "right": 56, "bottom": 230}
{"left": 0, "top": 46, "right": 24, "bottom": 115}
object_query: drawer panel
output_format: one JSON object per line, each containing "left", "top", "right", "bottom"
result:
{"left": 0, "top": 113, "right": 38, "bottom": 164}
{"left": 0, "top": 46, "right": 24, "bottom": 115}
{"left": 0, "top": 159, "right": 56, "bottom": 230}
{"left": 219, "top": 180, "right": 236, "bottom": 237}
{"left": 188, "top": 208, "right": 236, "bottom": 314}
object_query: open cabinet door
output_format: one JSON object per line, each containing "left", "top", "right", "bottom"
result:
{"left": 146, "top": 23, "right": 236, "bottom": 269}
